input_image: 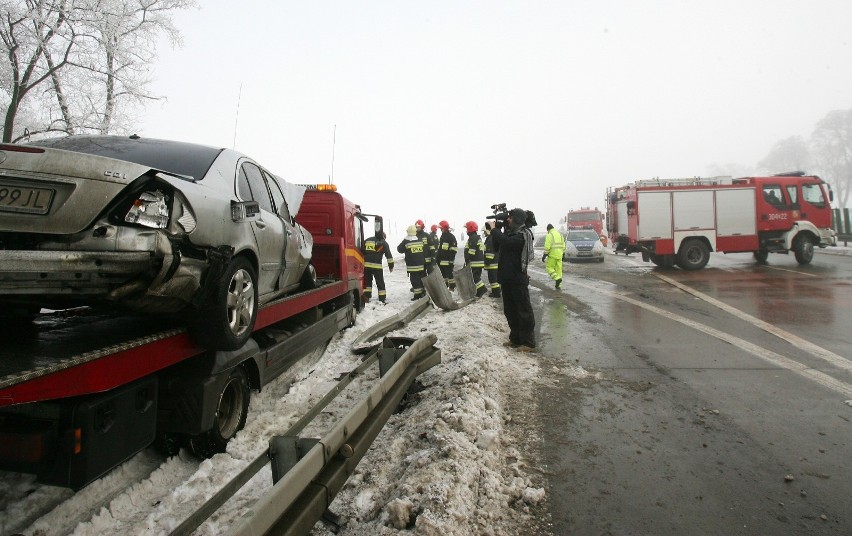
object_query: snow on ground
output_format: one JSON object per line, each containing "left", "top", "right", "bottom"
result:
{"left": 5, "top": 261, "right": 582, "bottom": 535}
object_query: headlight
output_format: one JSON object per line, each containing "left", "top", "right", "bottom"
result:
{"left": 125, "top": 190, "right": 169, "bottom": 229}
{"left": 593, "top": 241, "right": 604, "bottom": 253}
{"left": 566, "top": 243, "right": 578, "bottom": 254}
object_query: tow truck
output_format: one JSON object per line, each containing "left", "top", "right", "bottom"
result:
{"left": 0, "top": 184, "right": 379, "bottom": 489}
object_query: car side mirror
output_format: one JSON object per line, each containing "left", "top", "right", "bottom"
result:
{"left": 231, "top": 200, "right": 260, "bottom": 222}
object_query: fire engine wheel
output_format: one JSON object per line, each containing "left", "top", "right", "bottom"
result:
{"left": 189, "top": 366, "right": 250, "bottom": 458}
{"left": 676, "top": 239, "right": 710, "bottom": 270}
{"left": 191, "top": 256, "right": 258, "bottom": 351}
{"left": 649, "top": 254, "right": 675, "bottom": 268}
{"left": 793, "top": 235, "right": 814, "bottom": 264}
{"left": 753, "top": 249, "right": 769, "bottom": 263}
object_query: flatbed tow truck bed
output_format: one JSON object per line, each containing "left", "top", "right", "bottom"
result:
{"left": 0, "top": 280, "right": 348, "bottom": 408}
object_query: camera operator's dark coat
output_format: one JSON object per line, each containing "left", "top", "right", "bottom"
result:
{"left": 491, "top": 210, "right": 536, "bottom": 348}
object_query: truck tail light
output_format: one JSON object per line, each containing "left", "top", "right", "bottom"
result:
{"left": 74, "top": 427, "right": 82, "bottom": 454}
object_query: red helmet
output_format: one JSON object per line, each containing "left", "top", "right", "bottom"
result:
{"left": 464, "top": 221, "right": 478, "bottom": 233}
{"left": 415, "top": 219, "right": 425, "bottom": 229}
{"left": 439, "top": 220, "right": 450, "bottom": 231}
{"left": 431, "top": 224, "right": 438, "bottom": 232}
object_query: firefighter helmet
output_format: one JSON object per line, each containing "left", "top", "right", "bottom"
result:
{"left": 431, "top": 224, "right": 438, "bottom": 232}
{"left": 439, "top": 220, "right": 450, "bottom": 231}
{"left": 464, "top": 221, "right": 478, "bottom": 233}
{"left": 415, "top": 219, "right": 425, "bottom": 229}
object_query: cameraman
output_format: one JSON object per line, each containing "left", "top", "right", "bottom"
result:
{"left": 490, "top": 207, "right": 536, "bottom": 351}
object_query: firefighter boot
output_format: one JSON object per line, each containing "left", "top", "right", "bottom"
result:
{"left": 555, "top": 278, "right": 562, "bottom": 289}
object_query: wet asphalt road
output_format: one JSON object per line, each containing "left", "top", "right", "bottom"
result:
{"left": 519, "top": 249, "right": 851, "bottom": 535}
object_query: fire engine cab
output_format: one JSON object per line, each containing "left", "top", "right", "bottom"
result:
{"left": 606, "top": 172, "right": 836, "bottom": 270}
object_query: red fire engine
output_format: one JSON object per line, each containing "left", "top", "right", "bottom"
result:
{"left": 606, "top": 173, "right": 836, "bottom": 270}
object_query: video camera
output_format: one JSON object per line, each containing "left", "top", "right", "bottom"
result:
{"left": 485, "top": 203, "right": 509, "bottom": 230}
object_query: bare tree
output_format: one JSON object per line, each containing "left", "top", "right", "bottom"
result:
{"left": 1, "top": 0, "right": 195, "bottom": 143}
{"left": 756, "top": 136, "right": 812, "bottom": 175}
{"left": 811, "top": 109, "right": 852, "bottom": 209}
{"left": 1, "top": 0, "right": 81, "bottom": 142}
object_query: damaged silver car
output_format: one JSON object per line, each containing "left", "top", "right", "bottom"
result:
{"left": 0, "top": 135, "right": 314, "bottom": 350}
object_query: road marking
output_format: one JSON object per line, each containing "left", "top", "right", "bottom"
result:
{"left": 654, "top": 273, "right": 851, "bottom": 371}
{"left": 763, "top": 265, "right": 818, "bottom": 277}
{"left": 564, "top": 277, "right": 852, "bottom": 399}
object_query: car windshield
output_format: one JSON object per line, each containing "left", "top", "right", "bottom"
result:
{"left": 567, "top": 231, "right": 599, "bottom": 241}
{"left": 29, "top": 135, "right": 223, "bottom": 181}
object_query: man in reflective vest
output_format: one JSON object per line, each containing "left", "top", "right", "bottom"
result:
{"left": 463, "top": 221, "right": 488, "bottom": 297}
{"left": 436, "top": 220, "right": 458, "bottom": 291}
{"left": 397, "top": 225, "right": 427, "bottom": 300}
{"left": 362, "top": 232, "right": 394, "bottom": 303}
{"left": 543, "top": 223, "right": 565, "bottom": 289}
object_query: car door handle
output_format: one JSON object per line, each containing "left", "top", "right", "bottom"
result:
{"left": 255, "top": 220, "right": 267, "bottom": 229}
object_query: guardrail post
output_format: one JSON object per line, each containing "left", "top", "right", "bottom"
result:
{"left": 270, "top": 436, "right": 320, "bottom": 484}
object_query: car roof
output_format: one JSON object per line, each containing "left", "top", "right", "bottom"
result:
{"left": 29, "top": 135, "right": 225, "bottom": 181}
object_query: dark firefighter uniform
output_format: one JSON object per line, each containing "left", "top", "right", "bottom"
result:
{"left": 362, "top": 234, "right": 394, "bottom": 302}
{"left": 484, "top": 222, "right": 501, "bottom": 297}
{"left": 464, "top": 221, "right": 488, "bottom": 297}
{"left": 437, "top": 221, "right": 458, "bottom": 290}
{"left": 415, "top": 220, "right": 434, "bottom": 274}
{"left": 427, "top": 225, "right": 440, "bottom": 273}
{"left": 397, "top": 226, "right": 427, "bottom": 300}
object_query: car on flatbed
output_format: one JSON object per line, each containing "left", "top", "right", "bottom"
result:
{"left": 0, "top": 135, "right": 314, "bottom": 350}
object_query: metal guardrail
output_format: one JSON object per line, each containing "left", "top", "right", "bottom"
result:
{"left": 832, "top": 208, "right": 851, "bottom": 245}
{"left": 167, "top": 335, "right": 441, "bottom": 536}
{"left": 227, "top": 335, "right": 441, "bottom": 536}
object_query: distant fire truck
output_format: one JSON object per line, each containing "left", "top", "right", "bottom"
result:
{"left": 566, "top": 207, "right": 605, "bottom": 235}
{"left": 606, "top": 173, "right": 836, "bottom": 270}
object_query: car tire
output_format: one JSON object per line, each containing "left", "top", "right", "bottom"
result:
{"left": 676, "top": 239, "right": 710, "bottom": 270}
{"left": 793, "top": 235, "right": 814, "bottom": 264}
{"left": 188, "top": 366, "right": 250, "bottom": 458}
{"left": 191, "top": 256, "right": 257, "bottom": 351}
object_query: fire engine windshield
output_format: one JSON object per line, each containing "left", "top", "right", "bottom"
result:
{"left": 802, "top": 183, "right": 827, "bottom": 207}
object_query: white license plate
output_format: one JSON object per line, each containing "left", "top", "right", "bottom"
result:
{"left": 0, "top": 183, "right": 55, "bottom": 214}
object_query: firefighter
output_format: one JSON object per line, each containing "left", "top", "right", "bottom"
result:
{"left": 483, "top": 221, "right": 501, "bottom": 298}
{"left": 397, "top": 225, "right": 427, "bottom": 300}
{"left": 436, "top": 220, "right": 458, "bottom": 290}
{"left": 463, "top": 221, "right": 488, "bottom": 297}
{"left": 415, "top": 219, "right": 434, "bottom": 273}
{"left": 428, "top": 224, "right": 440, "bottom": 272}
{"left": 542, "top": 223, "right": 565, "bottom": 289}
{"left": 362, "top": 231, "right": 394, "bottom": 303}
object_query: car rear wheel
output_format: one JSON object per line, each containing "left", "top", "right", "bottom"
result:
{"left": 191, "top": 256, "right": 257, "bottom": 351}
{"left": 676, "top": 239, "right": 710, "bottom": 270}
{"left": 793, "top": 235, "right": 814, "bottom": 264}
{"left": 188, "top": 366, "right": 250, "bottom": 458}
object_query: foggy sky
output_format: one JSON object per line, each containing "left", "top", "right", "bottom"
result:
{"left": 140, "top": 0, "right": 852, "bottom": 241}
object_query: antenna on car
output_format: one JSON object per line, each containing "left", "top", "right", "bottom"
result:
{"left": 329, "top": 124, "right": 336, "bottom": 184}
{"left": 233, "top": 83, "right": 242, "bottom": 149}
